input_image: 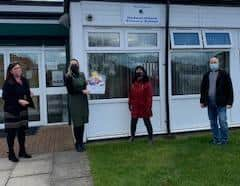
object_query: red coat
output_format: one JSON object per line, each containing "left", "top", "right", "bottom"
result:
{"left": 128, "top": 81, "right": 153, "bottom": 118}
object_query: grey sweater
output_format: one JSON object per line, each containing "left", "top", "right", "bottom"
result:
{"left": 208, "top": 71, "right": 218, "bottom": 103}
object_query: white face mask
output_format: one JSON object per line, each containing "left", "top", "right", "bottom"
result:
{"left": 209, "top": 63, "right": 219, "bottom": 71}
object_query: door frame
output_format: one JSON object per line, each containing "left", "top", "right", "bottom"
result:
{"left": 0, "top": 46, "right": 67, "bottom": 128}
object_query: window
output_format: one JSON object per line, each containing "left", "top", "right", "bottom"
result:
{"left": 171, "top": 51, "right": 229, "bottom": 95}
{"left": 45, "top": 50, "right": 66, "bottom": 87}
{"left": 0, "top": 54, "right": 4, "bottom": 88}
{"left": 128, "top": 33, "right": 157, "bottom": 47}
{"left": 204, "top": 32, "right": 232, "bottom": 48}
{"left": 88, "top": 32, "right": 120, "bottom": 47}
{"left": 88, "top": 52, "right": 159, "bottom": 99}
{"left": 10, "top": 53, "right": 40, "bottom": 88}
{"left": 47, "top": 95, "right": 68, "bottom": 123}
{"left": 170, "top": 31, "right": 202, "bottom": 49}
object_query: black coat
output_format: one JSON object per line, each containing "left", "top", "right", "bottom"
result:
{"left": 200, "top": 69, "right": 233, "bottom": 107}
{"left": 2, "top": 77, "right": 34, "bottom": 126}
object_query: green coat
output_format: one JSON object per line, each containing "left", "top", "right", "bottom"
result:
{"left": 65, "top": 72, "right": 89, "bottom": 126}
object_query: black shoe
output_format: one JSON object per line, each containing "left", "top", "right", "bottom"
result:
{"left": 19, "top": 151, "right": 32, "bottom": 158}
{"left": 8, "top": 152, "right": 19, "bottom": 162}
{"left": 81, "top": 144, "right": 86, "bottom": 150}
{"left": 75, "top": 143, "right": 85, "bottom": 152}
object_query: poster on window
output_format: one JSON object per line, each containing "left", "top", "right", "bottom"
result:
{"left": 52, "top": 71, "right": 64, "bottom": 86}
{"left": 87, "top": 71, "right": 106, "bottom": 94}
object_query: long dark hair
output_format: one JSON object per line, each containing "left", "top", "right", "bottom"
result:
{"left": 132, "top": 65, "right": 149, "bottom": 83}
{"left": 6, "top": 62, "right": 21, "bottom": 83}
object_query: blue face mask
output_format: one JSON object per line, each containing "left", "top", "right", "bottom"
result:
{"left": 210, "top": 63, "right": 219, "bottom": 71}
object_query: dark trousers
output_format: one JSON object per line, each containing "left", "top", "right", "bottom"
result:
{"left": 130, "top": 118, "right": 153, "bottom": 140}
{"left": 6, "top": 127, "right": 26, "bottom": 154}
{"left": 73, "top": 125, "right": 85, "bottom": 145}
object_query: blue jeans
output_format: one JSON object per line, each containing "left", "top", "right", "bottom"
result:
{"left": 208, "top": 102, "right": 228, "bottom": 143}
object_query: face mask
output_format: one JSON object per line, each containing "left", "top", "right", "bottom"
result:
{"left": 71, "top": 64, "right": 79, "bottom": 74}
{"left": 136, "top": 72, "right": 144, "bottom": 77}
{"left": 209, "top": 63, "right": 219, "bottom": 71}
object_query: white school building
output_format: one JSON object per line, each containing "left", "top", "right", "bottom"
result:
{"left": 1, "top": 0, "right": 240, "bottom": 141}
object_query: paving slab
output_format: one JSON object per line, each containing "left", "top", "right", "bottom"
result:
{"left": 0, "top": 158, "right": 16, "bottom": 171}
{"left": 11, "top": 159, "right": 52, "bottom": 177}
{"left": 53, "top": 177, "right": 93, "bottom": 186}
{"left": 1, "top": 150, "right": 93, "bottom": 186}
{"left": 0, "top": 170, "right": 11, "bottom": 186}
{"left": 6, "top": 174, "right": 50, "bottom": 186}
{"left": 54, "top": 151, "right": 88, "bottom": 165}
{"left": 52, "top": 161, "right": 90, "bottom": 180}
{"left": 20, "top": 153, "right": 52, "bottom": 162}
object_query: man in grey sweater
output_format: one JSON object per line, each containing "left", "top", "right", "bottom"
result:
{"left": 200, "top": 57, "right": 233, "bottom": 145}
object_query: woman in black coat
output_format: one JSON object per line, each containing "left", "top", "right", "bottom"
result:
{"left": 2, "top": 63, "right": 34, "bottom": 162}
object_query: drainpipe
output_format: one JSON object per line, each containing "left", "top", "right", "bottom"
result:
{"left": 165, "top": 0, "right": 171, "bottom": 135}
{"left": 65, "top": 37, "right": 71, "bottom": 126}
{"left": 63, "top": 0, "right": 71, "bottom": 125}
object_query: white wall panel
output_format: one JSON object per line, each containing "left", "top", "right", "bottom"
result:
{"left": 200, "top": 7, "right": 240, "bottom": 28}
{"left": 70, "top": 2, "right": 87, "bottom": 72}
{"left": 87, "top": 100, "right": 165, "bottom": 140}
{"left": 171, "top": 5, "right": 240, "bottom": 29}
{"left": 81, "top": 1, "right": 166, "bottom": 27}
{"left": 170, "top": 98, "right": 211, "bottom": 132}
{"left": 229, "top": 32, "right": 240, "bottom": 124}
{"left": 170, "top": 5, "right": 200, "bottom": 27}
{"left": 81, "top": 1, "right": 122, "bottom": 26}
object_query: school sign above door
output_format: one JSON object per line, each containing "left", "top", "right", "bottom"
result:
{"left": 122, "top": 5, "right": 161, "bottom": 25}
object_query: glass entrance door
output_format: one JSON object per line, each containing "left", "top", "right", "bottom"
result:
{"left": 0, "top": 47, "right": 67, "bottom": 128}
{"left": 9, "top": 51, "right": 42, "bottom": 126}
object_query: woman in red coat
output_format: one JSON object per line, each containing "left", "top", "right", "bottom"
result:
{"left": 128, "top": 66, "right": 153, "bottom": 143}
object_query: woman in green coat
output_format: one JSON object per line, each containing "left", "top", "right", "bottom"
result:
{"left": 65, "top": 59, "right": 89, "bottom": 152}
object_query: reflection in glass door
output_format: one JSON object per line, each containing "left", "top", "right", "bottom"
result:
{"left": 10, "top": 52, "right": 41, "bottom": 124}
{"left": 45, "top": 49, "right": 68, "bottom": 124}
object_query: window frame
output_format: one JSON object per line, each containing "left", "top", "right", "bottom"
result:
{"left": 170, "top": 49, "right": 231, "bottom": 98}
{"left": 170, "top": 30, "right": 203, "bottom": 49}
{"left": 46, "top": 94, "right": 68, "bottom": 124}
{"left": 0, "top": 46, "right": 68, "bottom": 127}
{"left": 44, "top": 47, "right": 67, "bottom": 89}
{"left": 85, "top": 50, "right": 161, "bottom": 102}
{"left": 44, "top": 47, "right": 68, "bottom": 125}
{"left": 126, "top": 30, "right": 160, "bottom": 50}
{"left": 203, "top": 30, "right": 232, "bottom": 49}
{"left": 85, "top": 28, "right": 123, "bottom": 51}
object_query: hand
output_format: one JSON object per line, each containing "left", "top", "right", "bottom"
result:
{"left": 82, "top": 89, "right": 90, "bottom": 95}
{"left": 128, "top": 105, "right": 132, "bottom": 111}
{"left": 18, "top": 99, "right": 29, "bottom": 107}
{"left": 227, "top": 105, "right": 232, "bottom": 109}
{"left": 200, "top": 103, "right": 206, "bottom": 108}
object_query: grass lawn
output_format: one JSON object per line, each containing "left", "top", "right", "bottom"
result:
{"left": 87, "top": 130, "right": 240, "bottom": 186}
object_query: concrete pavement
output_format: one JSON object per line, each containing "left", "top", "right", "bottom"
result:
{"left": 0, "top": 151, "right": 93, "bottom": 186}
